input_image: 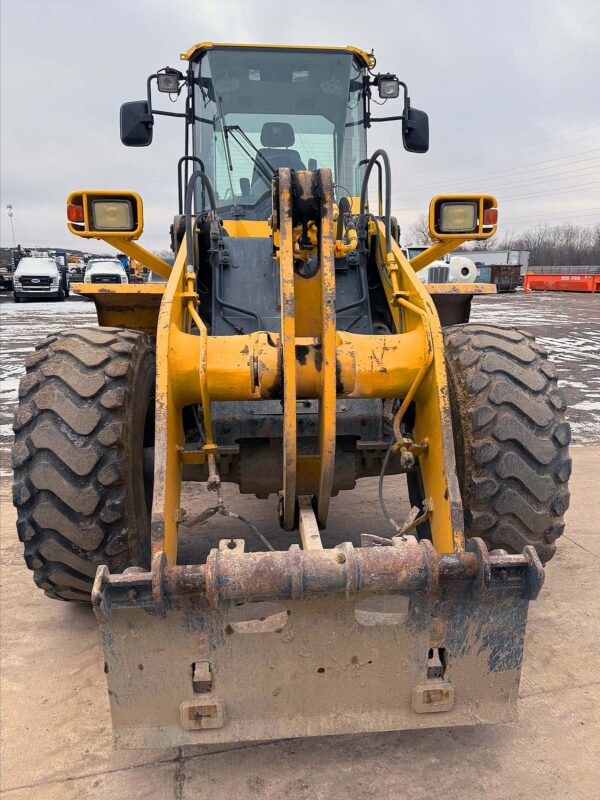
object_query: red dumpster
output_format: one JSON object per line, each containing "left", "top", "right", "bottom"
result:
{"left": 523, "top": 273, "right": 600, "bottom": 293}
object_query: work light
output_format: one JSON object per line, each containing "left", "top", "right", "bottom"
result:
{"left": 157, "top": 69, "right": 183, "bottom": 93}
{"left": 66, "top": 191, "right": 143, "bottom": 239}
{"left": 91, "top": 199, "right": 135, "bottom": 231}
{"left": 377, "top": 74, "right": 400, "bottom": 99}
{"left": 438, "top": 202, "right": 478, "bottom": 233}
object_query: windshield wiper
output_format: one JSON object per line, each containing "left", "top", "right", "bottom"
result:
{"left": 216, "top": 96, "right": 234, "bottom": 173}
{"left": 225, "top": 124, "right": 274, "bottom": 185}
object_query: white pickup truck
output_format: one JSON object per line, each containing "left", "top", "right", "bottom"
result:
{"left": 83, "top": 259, "right": 129, "bottom": 284}
{"left": 13, "top": 256, "right": 68, "bottom": 302}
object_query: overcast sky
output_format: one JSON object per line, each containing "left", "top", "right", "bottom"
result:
{"left": 1, "top": 0, "right": 599, "bottom": 253}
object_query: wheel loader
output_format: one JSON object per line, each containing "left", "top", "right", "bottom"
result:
{"left": 13, "top": 43, "right": 571, "bottom": 747}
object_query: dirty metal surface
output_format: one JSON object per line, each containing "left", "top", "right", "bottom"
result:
{"left": 72, "top": 283, "right": 165, "bottom": 330}
{"left": 100, "top": 585, "right": 529, "bottom": 747}
{"left": 94, "top": 536, "right": 541, "bottom": 748}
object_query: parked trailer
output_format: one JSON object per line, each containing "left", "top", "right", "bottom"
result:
{"left": 523, "top": 273, "right": 600, "bottom": 293}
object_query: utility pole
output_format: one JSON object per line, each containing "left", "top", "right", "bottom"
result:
{"left": 6, "top": 204, "right": 16, "bottom": 248}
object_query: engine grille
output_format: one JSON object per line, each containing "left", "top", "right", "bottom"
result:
{"left": 91, "top": 274, "right": 121, "bottom": 284}
{"left": 19, "top": 275, "right": 53, "bottom": 287}
{"left": 428, "top": 265, "right": 450, "bottom": 283}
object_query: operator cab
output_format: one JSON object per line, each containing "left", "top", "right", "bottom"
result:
{"left": 120, "top": 43, "right": 429, "bottom": 221}
{"left": 192, "top": 46, "right": 368, "bottom": 220}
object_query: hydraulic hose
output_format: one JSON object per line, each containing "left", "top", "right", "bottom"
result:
{"left": 184, "top": 170, "right": 217, "bottom": 270}
{"left": 359, "top": 149, "right": 392, "bottom": 253}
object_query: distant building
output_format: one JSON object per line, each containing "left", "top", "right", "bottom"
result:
{"left": 466, "top": 250, "right": 530, "bottom": 269}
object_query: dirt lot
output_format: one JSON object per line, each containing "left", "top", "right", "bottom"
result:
{"left": 0, "top": 289, "right": 599, "bottom": 799}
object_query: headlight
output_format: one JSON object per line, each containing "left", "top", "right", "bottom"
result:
{"left": 438, "top": 202, "right": 478, "bottom": 233}
{"left": 91, "top": 199, "right": 134, "bottom": 231}
{"left": 84, "top": 274, "right": 91, "bottom": 283}
{"left": 377, "top": 73, "right": 400, "bottom": 99}
{"left": 121, "top": 276, "right": 127, "bottom": 283}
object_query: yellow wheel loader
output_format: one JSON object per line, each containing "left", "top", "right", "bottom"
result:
{"left": 13, "top": 43, "right": 571, "bottom": 746}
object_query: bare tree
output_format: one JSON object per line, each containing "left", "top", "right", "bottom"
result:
{"left": 497, "top": 222, "right": 600, "bottom": 266}
{"left": 405, "top": 213, "right": 431, "bottom": 245}
{"left": 435, "top": 220, "right": 600, "bottom": 265}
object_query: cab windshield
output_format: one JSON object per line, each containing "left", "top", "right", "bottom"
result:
{"left": 193, "top": 47, "right": 367, "bottom": 219}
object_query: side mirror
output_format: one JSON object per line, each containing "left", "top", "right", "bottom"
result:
{"left": 120, "top": 101, "right": 153, "bottom": 147}
{"left": 402, "top": 106, "right": 429, "bottom": 154}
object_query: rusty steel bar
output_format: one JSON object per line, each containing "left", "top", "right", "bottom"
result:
{"left": 164, "top": 540, "right": 438, "bottom": 607}
{"left": 159, "top": 546, "right": 481, "bottom": 605}
{"left": 93, "top": 539, "right": 543, "bottom": 623}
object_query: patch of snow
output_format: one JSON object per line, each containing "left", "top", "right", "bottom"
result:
{"left": 571, "top": 400, "right": 600, "bottom": 412}
{"left": 568, "top": 419, "right": 600, "bottom": 445}
{"left": 558, "top": 380, "right": 589, "bottom": 390}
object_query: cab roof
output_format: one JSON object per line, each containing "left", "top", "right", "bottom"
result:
{"left": 180, "top": 42, "right": 375, "bottom": 68}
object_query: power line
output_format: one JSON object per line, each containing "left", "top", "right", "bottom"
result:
{"left": 499, "top": 207, "right": 600, "bottom": 224}
{"left": 395, "top": 163, "right": 600, "bottom": 198}
{"left": 393, "top": 175, "right": 600, "bottom": 211}
{"left": 501, "top": 220, "right": 598, "bottom": 235}
{"left": 389, "top": 154, "right": 600, "bottom": 207}
{"left": 498, "top": 180, "right": 600, "bottom": 202}
{"left": 425, "top": 124, "right": 600, "bottom": 175}
{"left": 392, "top": 148, "right": 600, "bottom": 195}
{"left": 393, "top": 153, "right": 600, "bottom": 200}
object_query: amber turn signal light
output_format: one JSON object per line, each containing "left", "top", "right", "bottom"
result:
{"left": 67, "top": 204, "right": 84, "bottom": 223}
{"left": 483, "top": 207, "right": 499, "bottom": 226}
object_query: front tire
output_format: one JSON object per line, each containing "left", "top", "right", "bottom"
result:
{"left": 12, "top": 327, "right": 155, "bottom": 601}
{"left": 443, "top": 324, "right": 571, "bottom": 563}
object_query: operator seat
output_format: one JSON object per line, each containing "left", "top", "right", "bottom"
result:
{"left": 251, "top": 122, "right": 306, "bottom": 190}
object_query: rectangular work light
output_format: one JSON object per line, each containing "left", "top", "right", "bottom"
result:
{"left": 66, "top": 191, "right": 144, "bottom": 240}
{"left": 428, "top": 194, "right": 499, "bottom": 241}
{"left": 377, "top": 74, "right": 400, "bottom": 99}
{"left": 157, "top": 70, "right": 183, "bottom": 93}
{"left": 91, "top": 199, "right": 135, "bottom": 231}
{"left": 438, "top": 202, "right": 478, "bottom": 233}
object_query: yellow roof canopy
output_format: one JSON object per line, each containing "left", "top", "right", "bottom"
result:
{"left": 180, "top": 42, "right": 374, "bottom": 68}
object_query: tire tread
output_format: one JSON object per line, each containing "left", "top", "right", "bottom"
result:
{"left": 444, "top": 323, "right": 570, "bottom": 562}
{"left": 12, "top": 326, "right": 154, "bottom": 600}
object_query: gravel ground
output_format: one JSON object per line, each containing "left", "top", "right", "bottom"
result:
{"left": 1, "top": 289, "right": 599, "bottom": 477}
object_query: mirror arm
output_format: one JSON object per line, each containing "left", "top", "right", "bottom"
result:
{"left": 369, "top": 115, "right": 405, "bottom": 123}
{"left": 398, "top": 81, "right": 409, "bottom": 106}
{"left": 365, "top": 79, "right": 409, "bottom": 127}
{"left": 146, "top": 74, "right": 157, "bottom": 115}
{"left": 153, "top": 109, "right": 187, "bottom": 119}
{"left": 143, "top": 74, "right": 187, "bottom": 123}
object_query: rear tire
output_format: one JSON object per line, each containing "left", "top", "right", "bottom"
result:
{"left": 12, "top": 326, "right": 155, "bottom": 601}
{"left": 443, "top": 323, "right": 571, "bottom": 563}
